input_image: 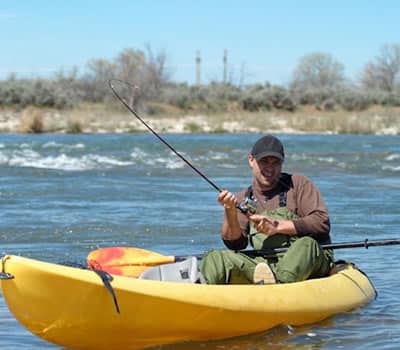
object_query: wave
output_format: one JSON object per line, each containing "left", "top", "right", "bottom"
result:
{"left": 141, "top": 157, "right": 185, "bottom": 170}
{"left": 382, "top": 165, "right": 400, "bottom": 172}
{"left": 0, "top": 149, "right": 134, "bottom": 171}
{"left": 130, "top": 147, "right": 185, "bottom": 169}
{"left": 1, "top": 139, "right": 398, "bottom": 174}
{"left": 385, "top": 153, "right": 400, "bottom": 161}
{"left": 42, "top": 141, "right": 86, "bottom": 150}
{"left": 130, "top": 147, "right": 239, "bottom": 170}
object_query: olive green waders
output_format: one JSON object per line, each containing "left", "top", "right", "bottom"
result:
{"left": 201, "top": 207, "right": 334, "bottom": 284}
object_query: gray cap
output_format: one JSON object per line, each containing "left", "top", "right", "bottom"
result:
{"left": 250, "top": 135, "right": 285, "bottom": 161}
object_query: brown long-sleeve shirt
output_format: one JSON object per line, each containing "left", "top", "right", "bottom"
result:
{"left": 223, "top": 173, "right": 331, "bottom": 250}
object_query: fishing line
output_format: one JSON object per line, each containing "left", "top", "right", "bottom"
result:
{"left": 109, "top": 79, "right": 222, "bottom": 192}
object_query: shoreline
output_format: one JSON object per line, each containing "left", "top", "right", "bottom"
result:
{"left": 0, "top": 106, "right": 399, "bottom": 135}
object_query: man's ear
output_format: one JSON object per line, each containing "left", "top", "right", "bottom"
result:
{"left": 248, "top": 154, "right": 255, "bottom": 168}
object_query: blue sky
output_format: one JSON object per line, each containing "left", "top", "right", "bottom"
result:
{"left": 1, "top": 1, "right": 399, "bottom": 85}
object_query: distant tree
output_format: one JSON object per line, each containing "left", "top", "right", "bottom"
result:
{"left": 113, "top": 47, "right": 170, "bottom": 108}
{"left": 144, "top": 44, "right": 170, "bottom": 96}
{"left": 360, "top": 43, "right": 400, "bottom": 92}
{"left": 53, "top": 67, "right": 81, "bottom": 105}
{"left": 115, "top": 48, "right": 147, "bottom": 83}
{"left": 84, "top": 59, "right": 116, "bottom": 102}
{"left": 290, "top": 52, "right": 345, "bottom": 90}
{"left": 81, "top": 46, "right": 170, "bottom": 107}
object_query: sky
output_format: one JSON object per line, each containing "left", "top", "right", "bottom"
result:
{"left": 1, "top": 1, "right": 399, "bottom": 86}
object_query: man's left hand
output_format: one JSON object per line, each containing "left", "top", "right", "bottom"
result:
{"left": 249, "top": 214, "right": 279, "bottom": 236}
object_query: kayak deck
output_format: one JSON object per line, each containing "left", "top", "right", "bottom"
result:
{"left": 0, "top": 255, "right": 376, "bottom": 350}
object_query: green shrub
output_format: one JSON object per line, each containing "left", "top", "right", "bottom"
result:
{"left": 241, "top": 95, "right": 264, "bottom": 111}
{"left": 337, "top": 90, "right": 371, "bottom": 111}
{"left": 184, "top": 122, "right": 203, "bottom": 133}
{"left": 276, "top": 95, "right": 296, "bottom": 111}
{"left": 380, "top": 92, "right": 400, "bottom": 106}
{"left": 66, "top": 121, "right": 83, "bottom": 133}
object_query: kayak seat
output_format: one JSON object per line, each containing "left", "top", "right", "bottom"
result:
{"left": 139, "top": 257, "right": 202, "bottom": 283}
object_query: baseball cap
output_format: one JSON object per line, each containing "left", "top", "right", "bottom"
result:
{"left": 250, "top": 135, "right": 285, "bottom": 161}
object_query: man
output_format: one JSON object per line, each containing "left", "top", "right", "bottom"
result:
{"left": 200, "top": 135, "right": 333, "bottom": 284}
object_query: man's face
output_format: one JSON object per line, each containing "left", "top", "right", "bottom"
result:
{"left": 248, "top": 155, "right": 282, "bottom": 190}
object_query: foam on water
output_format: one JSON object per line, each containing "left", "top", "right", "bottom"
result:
{"left": 0, "top": 149, "right": 134, "bottom": 171}
{"left": 383, "top": 165, "right": 400, "bottom": 172}
{"left": 42, "top": 141, "right": 86, "bottom": 150}
{"left": 0, "top": 136, "right": 398, "bottom": 177}
{"left": 385, "top": 153, "right": 400, "bottom": 161}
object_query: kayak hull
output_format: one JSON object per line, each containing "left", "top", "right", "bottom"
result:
{"left": 0, "top": 255, "right": 376, "bottom": 350}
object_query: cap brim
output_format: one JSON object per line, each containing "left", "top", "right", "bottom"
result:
{"left": 253, "top": 151, "right": 284, "bottom": 161}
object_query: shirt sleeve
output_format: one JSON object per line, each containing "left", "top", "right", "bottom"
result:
{"left": 236, "top": 189, "right": 251, "bottom": 236}
{"left": 291, "top": 174, "right": 331, "bottom": 237}
{"left": 223, "top": 235, "right": 248, "bottom": 250}
{"left": 222, "top": 189, "right": 251, "bottom": 250}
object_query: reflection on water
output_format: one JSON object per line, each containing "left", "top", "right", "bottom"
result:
{"left": 153, "top": 317, "right": 361, "bottom": 350}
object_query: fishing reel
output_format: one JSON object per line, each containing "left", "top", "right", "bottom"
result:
{"left": 237, "top": 197, "right": 257, "bottom": 215}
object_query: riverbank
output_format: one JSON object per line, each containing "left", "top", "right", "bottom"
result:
{"left": 0, "top": 104, "right": 399, "bottom": 134}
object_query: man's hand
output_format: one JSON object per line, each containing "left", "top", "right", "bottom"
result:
{"left": 218, "top": 190, "right": 237, "bottom": 210}
{"left": 218, "top": 190, "right": 242, "bottom": 241}
{"left": 249, "top": 214, "right": 279, "bottom": 236}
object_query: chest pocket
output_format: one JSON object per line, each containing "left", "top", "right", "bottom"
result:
{"left": 249, "top": 206, "right": 299, "bottom": 251}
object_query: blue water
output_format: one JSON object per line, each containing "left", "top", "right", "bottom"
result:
{"left": 0, "top": 133, "right": 399, "bottom": 350}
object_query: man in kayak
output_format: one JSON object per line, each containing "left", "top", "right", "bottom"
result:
{"left": 201, "top": 135, "right": 334, "bottom": 284}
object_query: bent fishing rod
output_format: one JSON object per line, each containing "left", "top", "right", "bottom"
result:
{"left": 109, "top": 79, "right": 222, "bottom": 192}
{"left": 109, "top": 79, "right": 256, "bottom": 214}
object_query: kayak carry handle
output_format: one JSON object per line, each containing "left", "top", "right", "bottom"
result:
{"left": 0, "top": 255, "right": 14, "bottom": 280}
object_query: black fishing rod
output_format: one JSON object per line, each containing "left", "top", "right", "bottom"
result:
{"left": 109, "top": 79, "right": 222, "bottom": 193}
{"left": 243, "top": 238, "right": 400, "bottom": 256}
{"left": 109, "top": 79, "right": 258, "bottom": 215}
{"left": 169, "top": 238, "right": 400, "bottom": 261}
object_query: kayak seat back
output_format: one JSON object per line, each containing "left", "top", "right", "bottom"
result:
{"left": 139, "top": 257, "right": 201, "bottom": 283}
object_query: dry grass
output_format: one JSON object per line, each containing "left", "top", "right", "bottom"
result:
{"left": 207, "top": 106, "right": 400, "bottom": 134}
{"left": 3, "top": 103, "right": 400, "bottom": 134}
{"left": 19, "top": 107, "right": 44, "bottom": 133}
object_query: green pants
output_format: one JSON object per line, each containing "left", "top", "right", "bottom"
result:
{"left": 200, "top": 236, "right": 333, "bottom": 284}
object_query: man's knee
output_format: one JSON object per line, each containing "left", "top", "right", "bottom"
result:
{"left": 275, "top": 236, "right": 328, "bottom": 283}
{"left": 292, "top": 236, "right": 320, "bottom": 253}
{"left": 200, "top": 249, "right": 227, "bottom": 284}
{"left": 200, "top": 249, "right": 257, "bottom": 284}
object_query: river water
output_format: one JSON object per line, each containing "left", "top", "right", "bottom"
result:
{"left": 0, "top": 133, "right": 399, "bottom": 350}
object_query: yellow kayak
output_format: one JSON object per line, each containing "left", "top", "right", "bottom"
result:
{"left": 0, "top": 255, "right": 376, "bottom": 350}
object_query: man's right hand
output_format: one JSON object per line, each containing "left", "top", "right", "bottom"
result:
{"left": 218, "top": 190, "right": 237, "bottom": 210}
